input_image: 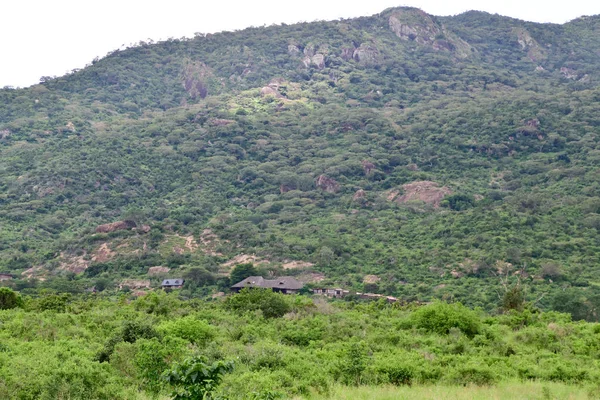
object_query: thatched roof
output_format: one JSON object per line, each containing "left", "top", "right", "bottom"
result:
{"left": 231, "top": 276, "right": 303, "bottom": 290}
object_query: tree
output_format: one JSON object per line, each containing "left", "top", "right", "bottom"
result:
{"left": 229, "top": 263, "right": 257, "bottom": 285}
{"left": 225, "top": 288, "right": 291, "bottom": 318}
{"left": 0, "top": 287, "right": 22, "bottom": 310}
{"left": 163, "top": 356, "right": 233, "bottom": 400}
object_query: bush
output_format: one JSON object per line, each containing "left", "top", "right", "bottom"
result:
{"left": 0, "top": 287, "right": 22, "bottom": 310}
{"left": 410, "top": 302, "right": 481, "bottom": 337}
{"left": 157, "top": 316, "right": 215, "bottom": 346}
{"left": 226, "top": 288, "right": 291, "bottom": 318}
{"left": 449, "top": 365, "right": 497, "bottom": 386}
{"left": 163, "top": 355, "right": 233, "bottom": 400}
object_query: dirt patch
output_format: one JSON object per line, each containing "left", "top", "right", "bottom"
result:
{"left": 120, "top": 279, "right": 151, "bottom": 290}
{"left": 148, "top": 266, "right": 170, "bottom": 276}
{"left": 184, "top": 235, "right": 197, "bottom": 252}
{"left": 95, "top": 220, "right": 136, "bottom": 233}
{"left": 316, "top": 175, "right": 340, "bottom": 193}
{"left": 363, "top": 274, "right": 381, "bottom": 284}
{"left": 296, "top": 272, "right": 326, "bottom": 283}
{"left": 395, "top": 181, "right": 451, "bottom": 208}
{"left": 282, "top": 260, "right": 315, "bottom": 270}
{"left": 198, "top": 229, "right": 223, "bottom": 256}
{"left": 386, "top": 190, "right": 400, "bottom": 201}
{"left": 222, "top": 254, "right": 268, "bottom": 269}
{"left": 92, "top": 243, "right": 115, "bottom": 263}
{"left": 21, "top": 265, "right": 45, "bottom": 279}
{"left": 58, "top": 252, "right": 89, "bottom": 274}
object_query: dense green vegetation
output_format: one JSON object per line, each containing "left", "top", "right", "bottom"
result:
{"left": 1, "top": 7, "right": 600, "bottom": 317}
{"left": 1, "top": 289, "right": 600, "bottom": 398}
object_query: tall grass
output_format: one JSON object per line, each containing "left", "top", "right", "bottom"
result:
{"left": 305, "top": 381, "right": 596, "bottom": 400}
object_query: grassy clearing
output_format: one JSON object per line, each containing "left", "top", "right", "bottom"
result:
{"left": 306, "top": 382, "right": 597, "bottom": 400}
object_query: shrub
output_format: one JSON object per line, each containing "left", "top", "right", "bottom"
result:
{"left": 163, "top": 355, "right": 233, "bottom": 400}
{"left": 157, "top": 316, "right": 215, "bottom": 346}
{"left": 226, "top": 288, "right": 291, "bottom": 318}
{"left": 449, "top": 365, "right": 497, "bottom": 386}
{"left": 377, "top": 363, "right": 414, "bottom": 386}
{"left": 410, "top": 302, "right": 481, "bottom": 337}
{"left": 0, "top": 287, "right": 22, "bottom": 310}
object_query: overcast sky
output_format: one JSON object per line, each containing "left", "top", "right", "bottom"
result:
{"left": 2, "top": 0, "right": 599, "bottom": 88}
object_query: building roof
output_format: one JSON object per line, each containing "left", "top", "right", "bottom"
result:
{"left": 162, "top": 279, "right": 184, "bottom": 286}
{"left": 231, "top": 276, "right": 304, "bottom": 290}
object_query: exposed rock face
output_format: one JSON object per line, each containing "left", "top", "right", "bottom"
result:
{"left": 362, "top": 160, "right": 375, "bottom": 175}
{"left": 287, "top": 44, "right": 301, "bottom": 56}
{"left": 340, "top": 47, "right": 354, "bottom": 61}
{"left": 282, "top": 260, "right": 314, "bottom": 269}
{"left": 182, "top": 60, "right": 212, "bottom": 99}
{"left": 280, "top": 184, "right": 293, "bottom": 193}
{"left": 311, "top": 53, "right": 325, "bottom": 69}
{"left": 353, "top": 189, "right": 367, "bottom": 202}
{"left": 208, "top": 118, "right": 235, "bottom": 126}
{"left": 560, "top": 67, "right": 578, "bottom": 80}
{"left": 513, "top": 28, "right": 546, "bottom": 62}
{"left": 0, "top": 129, "right": 10, "bottom": 139}
{"left": 119, "top": 279, "right": 151, "bottom": 290}
{"left": 0, "top": 274, "right": 13, "bottom": 281}
{"left": 302, "top": 54, "right": 326, "bottom": 69}
{"left": 388, "top": 9, "right": 472, "bottom": 58}
{"left": 91, "top": 243, "right": 115, "bottom": 263}
{"left": 353, "top": 44, "right": 380, "bottom": 64}
{"left": 395, "top": 181, "right": 452, "bottom": 208}
{"left": 363, "top": 274, "right": 381, "bottom": 284}
{"left": 95, "top": 220, "right": 137, "bottom": 233}
{"left": 260, "top": 78, "right": 286, "bottom": 98}
{"left": 138, "top": 224, "right": 151, "bottom": 233}
{"left": 316, "top": 174, "right": 340, "bottom": 193}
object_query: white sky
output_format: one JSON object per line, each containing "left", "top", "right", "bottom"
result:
{"left": 1, "top": 0, "right": 598, "bottom": 88}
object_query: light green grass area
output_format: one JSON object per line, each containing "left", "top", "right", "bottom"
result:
{"left": 306, "top": 382, "right": 598, "bottom": 400}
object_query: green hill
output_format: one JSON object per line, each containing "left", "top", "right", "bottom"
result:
{"left": 1, "top": 7, "right": 600, "bottom": 316}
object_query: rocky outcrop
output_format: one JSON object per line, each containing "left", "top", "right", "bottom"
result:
{"left": 316, "top": 175, "right": 340, "bottom": 193}
{"left": 388, "top": 9, "right": 472, "bottom": 58}
{"left": 362, "top": 160, "right": 375, "bottom": 175}
{"left": 260, "top": 78, "right": 286, "bottom": 98}
{"left": 353, "top": 44, "right": 380, "bottom": 64}
{"left": 95, "top": 220, "right": 137, "bottom": 233}
{"left": 287, "top": 44, "right": 301, "bottom": 56}
{"left": 302, "top": 54, "right": 326, "bottom": 69}
{"left": 560, "top": 67, "right": 578, "bottom": 80}
{"left": 119, "top": 279, "right": 151, "bottom": 290}
{"left": 363, "top": 274, "right": 381, "bottom": 284}
{"left": 208, "top": 118, "right": 235, "bottom": 126}
{"left": 395, "top": 181, "right": 452, "bottom": 208}
{"left": 513, "top": 28, "right": 546, "bottom": 62}
{"left": 353, "top": 189, "right": 367, "bottom": 202}
{"left": 182, "top": 60, "right": 212, "bottom": 99}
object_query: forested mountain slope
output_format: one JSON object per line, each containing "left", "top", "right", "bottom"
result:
{"left": 1, "top": 7, "right": 600, "bottom": 315}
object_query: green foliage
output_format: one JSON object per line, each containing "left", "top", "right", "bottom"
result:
{"left": 410, "top": 302, "right": 481, "bottom": 337}
{"left": 163, "top": 355, "right": 234, "bottom": 400}
{"left": 35, "top": 293, "right": 71, "bottom": 312}
{"left": 336, "top": 341, "right": 368, "bottom": 386}
{"left": 135, "top": 337, "right": 172, "bottom": 395}
{"left": 229, "top": 263, "right": 258, "bottom": 285}
{"left": 0, "top": 287, "right": 22, "bottom": 310}
{"left": 157, "top": 315, "right": 215, "bottom": 346}
{"left": 226, "top": 288, "right": 291, "bottom": 318}
{"left": 501, "top": 285, "right": 525, "bottom": 312}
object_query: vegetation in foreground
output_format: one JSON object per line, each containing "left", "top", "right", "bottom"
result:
{"left": 1, "top": 288, "right": 600, "bottom": 399}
